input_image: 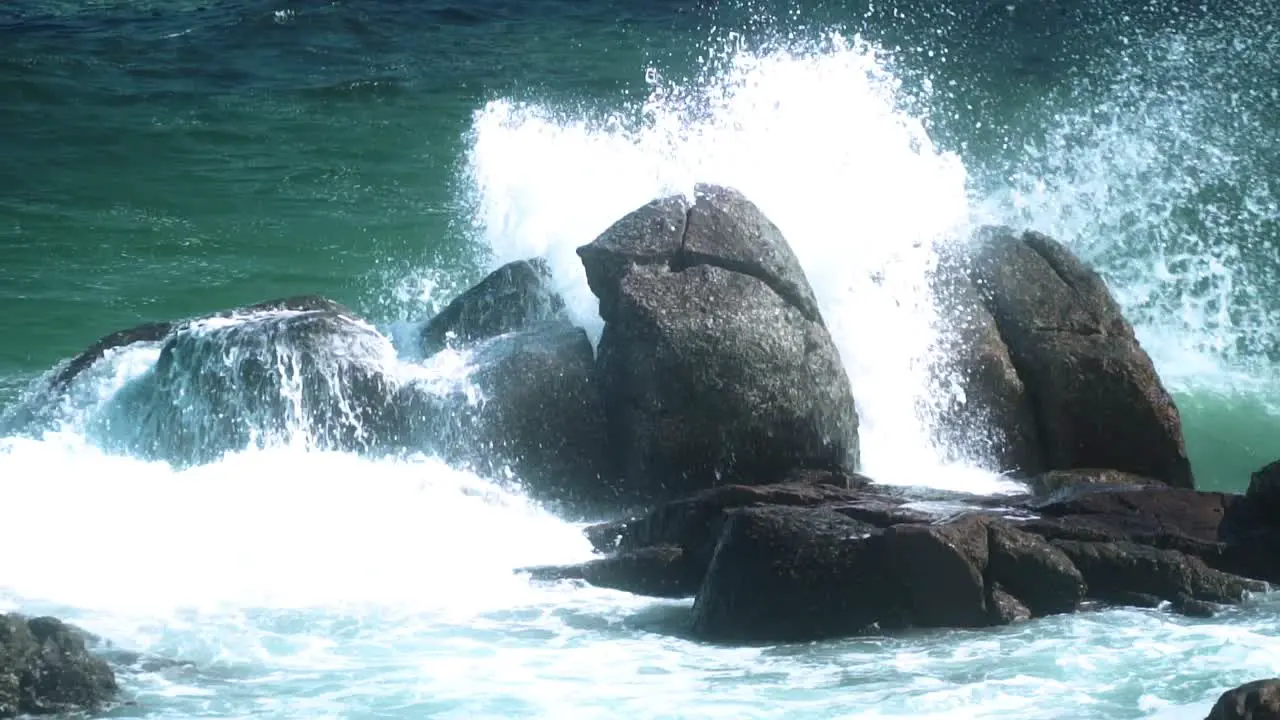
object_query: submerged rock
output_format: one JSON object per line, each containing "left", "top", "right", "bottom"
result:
{"left": 1207, "top": 678, "right": 1280, "bottom": 720}
{"left": 420, "top": 258, "right": 567, "bottom": 357}
{"left": 0, "top": 614, "right": 118, "bottom": 717}
{"left": 932, "top": 227, "right": 1193, "bottom": 488}
{"left": 577, "top": 184, "right": 859, "bottom": 504}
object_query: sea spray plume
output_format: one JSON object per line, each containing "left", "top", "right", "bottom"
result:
{"left": 976, "top": 20, "right": 1280, "bottom": 392}
{"left": 464, "top": 32, "right": 1018, "bottom": 492}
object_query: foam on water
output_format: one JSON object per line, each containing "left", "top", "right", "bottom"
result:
{"left": 465, "top": 32, "right": 1017, "bottom": 493}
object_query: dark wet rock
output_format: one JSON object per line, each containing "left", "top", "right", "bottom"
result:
{"left": 1247, "top": 460, "right": 1280, "bottom": 512}
{"left": 0, "top": 614, "right": 118, "bottom": 717}
{"left": 412, "top": 321, "right": 612, "bottom": 512}
{"left": 690, "top": 506, "right": 889, "bottom": 643}
{"left": 1051, "top": 539, "right": 1264, "bottom": 606}
{"left": 987, "top": 583, "right": 1033, "bottom": 624}
{"left": 932, "top": 226, "right": 1192, "bottom": 488}
{"left": 420, "top": 258, "right": 567, "bottom": 357}
{"left": 1026, "top": 468, "right": 1157, "bottom": 498}
{"left": 578, "top": 184, "right": 859, "bottom": 504}
{"left": 987, "top": 520, "right": 1085, "bottom": 616}
{"left": 1206, "top": 678, "right": 1280, "bottom": 720}
{"left": 1171, "top": 593, "right": 1218, "bottom": 618}
{"left": 1107, "top": 590, "right": 1163, "bottom": 609}
{"left": 1016, "top": 485, "right": 1280, "bottom": 586}
{"left": 880, "top": 517, "right": 992, "bottom": 628}
{"left": 585, "top": 478, "right": 876, "bottom": 567}
{"left": 521, "top": 545, "right": 701, "bottom": 598}
{"left": 931, "top": 244, "right": 1040, "bottom": 471}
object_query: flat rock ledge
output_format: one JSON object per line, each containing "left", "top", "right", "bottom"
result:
{"left": 521, "top": 466, "right": 1280, "bottom": 644}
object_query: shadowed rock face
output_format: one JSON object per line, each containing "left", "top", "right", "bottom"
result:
{"left": 527, "top": 462, "right": 1280, "bottom": 643}
{"left": 932, "top": 227, "right": 1193, "bottom": 489}
{"left": 577, "top": 183, "right": 859, "bottom": 505}
{"left": 409, "top": 320, "right": 614, "bottom": 513}
{"left": 419, "top": 258, "right": 567, "bottom": 357}
{"left": 0, "top": 615, "right": 118, "bottom": 717}
{"left": 1207, "top": 679, "right": 1280, "bottom": 720}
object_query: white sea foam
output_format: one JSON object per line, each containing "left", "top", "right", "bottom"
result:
{"left": 465, "top": 32, "right": 1018, "bottom": 493}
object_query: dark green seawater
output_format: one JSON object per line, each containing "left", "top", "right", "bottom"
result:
{"left": 2, "top": 1, "right": 1279, "bottom": 718}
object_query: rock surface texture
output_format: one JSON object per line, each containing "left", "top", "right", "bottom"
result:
{"left": 0, "top": 615, "right": 118, "bottom": 717}
{"left": 527, "top": 459, "right": 1280, "bottom": 642}
{"left": 577, "top": 184, "right": 859, "bottom": 504}
{"left": 1207, "top": 679, "right": 1280, "bottom": 720}
{"left": 933, "top": 227, "right": 1193, "bottom": 488}
{"left": 409, "top": 260, "right": 612, "bottom": 512}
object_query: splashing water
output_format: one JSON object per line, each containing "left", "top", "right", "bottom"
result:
{"left": 466, "top": 32, "right": 1016, "bottom": 493}
{"left": 4, "top": 17, "right": 1280, "bottom": 719}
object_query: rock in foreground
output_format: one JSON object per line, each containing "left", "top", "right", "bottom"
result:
{"left": 529, "top": 462, "right": 1280, "bottom": 643}
{"left": 577, "top": 184, "right": 859, "bottom": 505}
{"left": 1206, "top": 679, "right": 1280, "bottom": 720}
{"left": 0, "top": 615, "right": 118, "bottom": 717}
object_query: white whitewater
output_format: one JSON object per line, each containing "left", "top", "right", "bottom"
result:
{"left": 468, "top": 32, "right": 1014, "bottom": 494}
{"left": 2, "top": 32, "right": 1279, "bottom": 720}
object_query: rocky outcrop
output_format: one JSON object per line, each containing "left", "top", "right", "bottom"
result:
{"left": 0, "top": 615, "right": 118, "bottom": 717}
{"left": 1207, "top": 679, "right": 1280, "bottom": 720}
{"left": 528, "top": 461, "right": 1280, "bottom": 642}
{"left": 577, "top": 184, "right": 859, "bottom": 504}
{"left": 932, "top": 227, "right": 1193, "bottom": 488}
{"left": 419, "top": 258, "right": 567, "bottom": 356}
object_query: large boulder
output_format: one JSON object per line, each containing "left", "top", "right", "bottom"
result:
{"left": 931, "top": 227, "right": 1193, "bottom": 488}
{"left": 577, "top": 184, "right": 859, "bottom": 504}
{"left": 1207, "top": 679, "right": 1280, "bottom": 720}
{"left": 419, "top": 258, "right": 567, "bottom": 356}
{"left": 0, "top": 615, "right": 118, "bottom": 717}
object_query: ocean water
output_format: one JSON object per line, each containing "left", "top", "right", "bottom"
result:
{"left": 2, "top": 1, "right": 1279, "bottom": 717}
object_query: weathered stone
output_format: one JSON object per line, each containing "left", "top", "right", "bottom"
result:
{"left": 691, "top": 506, "right": 888, "bottom": 643}
{"left": 987, "top": 521, "right": 1085, "bottom": 616}
{"left": 578, "top": 184, "right": 858, "bottom": 505}
{"left": 420, "top": 258, "right": 567, "bottom": 357}
{"left": 1052, "top": 539, "right": 1263, "bottom": 605}
{"left": 1206, "top": 678, "right": 1280, "bottom": 720}
{"left": 0, "top": 615, "right": 117, "bottom": 717}
{"left": 880, "top": 516, "right": 990, "bottom": 627}
{"left": 412, "top": 321, "right": 613, "bottom": 512}
{"left": 931, "top": 226, "right": 1192, "bottom": 488}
